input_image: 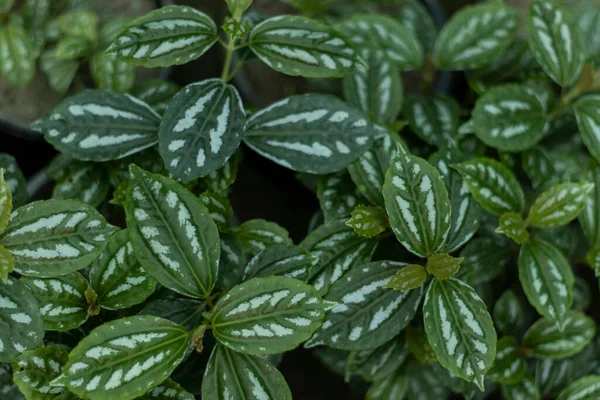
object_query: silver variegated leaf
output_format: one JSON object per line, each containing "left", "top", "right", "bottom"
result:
{"left": 243, "top": 94, "right": 387, "bottom": 174}
{"left": 249, "top": 15, "right": 356, "bottom": 78}
{"left": 453, "top": 157, "right": 524, "bottom": 216}
{"left": 0, "top": 199, "right": 117, "bottom": 277}
{"left": 557, "top": 375, "right": 600, "bottom": 400}
{"left": 518, "top": 237, "right": 574, "bottom": 329}
{"left": 201, "top": 344, "right": 291, "bottom": 400}
{"left": 107, "top": 5, "right": 218, "bottom": 67}
{"left": 579, "top": 161, "right": 600, "bottom": 246}
{"left": 342, "top": 47, "right": 403, "bottom": 125}
{"left": 0, "top": 24, "right": 35, "bottom": 86}
{"left": 159, "top": 79, "right": 245, "bottom": 181}
{"left": 12, "top": 346, "right": 69, "bottom": 399}
{"left": 21, "top": 272, "right": 89, "bottom": 331}
{"left": 404, "top": 95, "right": 460, "bottom": 148}
{"left": 216, "top": 233, "right": 247, "bottom": 291}
{"left": 0, "top": 277, "right": 44, "bottom": 362}
{"left": 398, "top": 0, "right": 438, "bottom": 54}
{"left": 139, "top": 379, "right": 194, "bottom": 400}
{"left": 52, "top": 316, "right": 190, "bottom": 400}
{"left": 346, "top": 333, "right": 407, "bottom": 381}
{"left": 243, "top": 244, "right": 317, "bottom": 282}
{"left": 305, "top": 261, "right": 422, "bottom": 351}
{"left": 523, "top": 311, "right": 595, "bottom": 359}
{"left": 89, "top": 229, "right": 157, "bottom": 310}
{"left": 132, "top": 79, "right": 181, "bottom": 115}
{"left": 140, "top": 298, "right": 205, "bottom": 332}
{"left": 317, "top": 171, "right": 360, "bottom": 222}
{"left": 432, "top": 2, "right": 518, "bottom": 70}
{"left": 300, "top": 219, "right": 378, "bottom": 294}
{"left": 125, "top": 166, "right": 220, "bottom": 298}
{"left": 52, "top": 162, "right": 110, "bottom": 207}
{"left": 0, "top": 169, "right": 11, "bottom": 234}
{"left": 488, "top": 336, "right": 526, "bottom": 384}
{"left": 90, "top": 53, "right": 136, "bottom": 92}
{"left": 574, "top": 94, "right": 600, "bottom": 165}
{"left": 0, "top": 153, "right": 27, "bottom": 208}
{"left": 527, "top": 182, "right": 593, "bottom": 228}
{"left": 457, "top": 237, "right": 510, "bottom": 285}
{"left": 423, "top": 278, "right": 497, "bottom": 390}
{"left": 527, "top": 0, "right": 586, "bottom": 86}
{"left": 501, "top": 374, "right": 541, "bottom": 400}
{"left": 232, "top": 219, "right": 292, "bottom": 256}
{"left": 338, "top": 14, "right": 423, "bottom": 71}
{"left": 472, "top": 84, "right": 547, "bottom": 152}
{"left": 366, "top": 367, "right": 406, "bottom": 400}
{"left": 199, "top": 191, "right": 232, "bottom": 231}
{"left": 405, "top": 362, "right": 450, "bottom": 400}
{"left": 493, "top": 289, "right": 522, "bottom": 335}
{"left": 578, "top": 3, "right": 600, "bottom": 62}
{"left": 210, "top": 276, "right": 330, "bottom": 355}
{"left": 202, "top": 149, "right": 241, "bottom": 195}
{"left": 383, "top": 149, "right": 451, "bottom": 257}
{"left": 522, "top": 147, "right": 555, "bottom": 190}
{"left": 31, "top": 90, "right": 161, "bottom": 162}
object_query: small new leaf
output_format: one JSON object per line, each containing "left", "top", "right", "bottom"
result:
{"left": 345, "top": 205, "right": 389, "bottom": 238}
{"left": 0, "top": 245, "right": 13, "bottom": 283}
{"left": 12, "top": 346, "right": 69, "bottom": 399}
{"left": 385, "top": 264, "right": 427, "bottom": 291}
{"left": 0, "top": 153, "right": 27, "bottom": 208}
{"left": 496, "top": 212, "right": 529, "bottom": 244}
{"left": 426, "top": 253, "right": 462, "bottom": 280}
{"left": 527, "top": 181, "right": 593, "bottom": 227}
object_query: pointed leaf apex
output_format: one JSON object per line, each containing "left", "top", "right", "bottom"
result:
{"left": 474, "top": 372, "right": 486, "bottom": 392}
{"left": 50, "top": 374, "right": 67, "bottom": 387}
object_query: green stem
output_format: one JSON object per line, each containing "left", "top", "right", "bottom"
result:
{"left": 221, "top": 37, "right": 236, "bottom": 81}
{"left": 547, "top": 84, "right": 581, "bottom": 121}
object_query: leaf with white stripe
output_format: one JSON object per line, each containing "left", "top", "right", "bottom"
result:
{"left": 106, "top": 5, "right": 218, "bottom": 67}
{"left": 398, "top": 0, "right": 438, "bottom": 54}
{"left": 159, "top": 79, "right": 245, "bottom": 181}
{"left": 472, "top": 84, "right": 547, "bottom": 152}
{"left": 579, "top": 161, "right": 600, "bottom": 246}
{"left": 243, "top": 94, "right": 387, "bottom": 174}
{"left": 493, "top": 290, "right": 523, "bottom": 336}
{"left": 12, "top": 346, "right": 69, "bottom": 400}
{"left": 90, "top": 53, "right": 136, "bottom": 93}
{"left": 528, "top": 182, "right": 593, "bottom": 228}
{"left": 527, "top": 0, "right": 586, "bottom": 86}
{"left": 0, "top": 199, "right": 117, "bottom": 277}
{"left": 89, "top": 230, "right": 157, "bottom": 311}
{"left": 199, "top": 191, "right": 233, "bottom": 231}
{"left": 132, "top": 79, "right": 181, "bottom": 115}
{"left": 0, "top": 277, "right": 44, "bottom": 362}
{"left": 0, "top": 169, "right": 11, "bottom": 234}
{"left": 501, "top": 374, "right": 541, "bottom": 400}
{"left": 578, "top": 4, "right": 600, "bottom": 62}
{"left": 0, "top": 24, "right": 35, "bottom": 86}
{"left": 139, "top": 379, "right": 194, "bottom": 400}
{"left": 574, "top": 94, "right": 600, "bottom": 165}
{"left": 496, "top": 212, "right": 529, "bottom": 244}
{"left": 523, "top": 311, "right": 595, "bottom": 359}
{"left": 202, "top": 149, "right": 241, "bottom": 195}
{"left": 383, "top": 149, "right": 451, "bottom": 257}
{"left": 52, "top": 316, "right": 190, "bottom": 400}
{"left": 557, "top": 375, "right": 600, "bottom": 400}
{"left": 453, "top": 157, "right": 525, "bottom": 216}
{"left": 522, "top": 147, "right": 556, "bottom": 190}
{"left": 21, "top": 272, "right": 90, "bottom": 331}
{"left": 385, "top": 264, "right": 427, "bottom": 292}
{"left": 346, "top": 333, "right": 407, "bottom": 382}
{"left": 140, "top": 298, "right": 205, "bottom": 332}
{"left": 210, "top": 276, "right": 330, "bottom": 355}
{"left": 518, "top": 237, "right": 574, "bottom": 330}
{"left": 405, "top": 361, "right": 451, "bottom": 399}
{"left": 300, "top": 219, "right": 378, "bottom": 294}
{"left": 216, "top": 233, "right": 247, "bottom": 291}
{"left": 342, "top": 47, "right": 402, "bottom": 125}
{"left": 249, "top": 15, "right": 356, "bottom": 78}
{"left": 432, "top": 2, "right": 518, "bottom": 70}
{"left": 345, "top": 205, "right": 389, "bottom": 239}
{"left": 52, "top": 162, "right": 110, "bottom": 207}
{"left": 338, "top": 14, "right": 423, "bottom": 71}
{"left": 423, "top": 278, "right": 497, "bottom": 391}
{"left": 366, "top": 367, "right": 407, "bottom": 400}
{"left": 456, "top": 237, "right": 510, "bottom": 286}
{"left": 243, "top": 244, "right": 317, "bottom": 282}
{"left": 488, "top": 336, "right": 526, "bottom": 384}
{"left": 201, "top": 344, "right": 291, "bottom": 400}
{"left": 125, "top": 166, "right": 220, "bottom": 298}
{"left": 31, "top": 90, "right": 161, "bottom": 162}
{"left": 0, "top": 245, "right": 13, "bottom": 283}
{"left": 306, "top": 261, "right": 422, "bottom": 351}
{"left": 232, "top": 219, "right": 292, "bottom": 256}
{"left": 0, "top": 153, "right": 27, "bottom": 208}
{"left": 404, "top": 96, "right": 460, "bottom": 148}
{"left": 317, "top": 171, "right": 360, "bottom": 222}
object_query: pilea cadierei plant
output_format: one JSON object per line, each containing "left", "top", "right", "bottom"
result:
{"left": 2, "top": 0, "right": 600, "bottom": 399}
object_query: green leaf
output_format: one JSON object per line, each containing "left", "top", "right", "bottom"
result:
{"left": 406, "top": 325, "right": 437, "bottom": 364}
{"left": 523, "top": 311, "right": 595, "bottom": 359}
{"left": 454, "top": 157, "right": 525, "bottom": 216}
{"left": 496, "top": 212, "right": 529, "bottom": 244}
{"left": 0, "top": 0, "right": 13, "bottom": 13}
{"left": 522, "top": 147, "right": 555, "bottom": 190}
{"left": 21, "top": 272, "right": 90, "bottom": 331}
{"left": 40, "top": 49, "right": 79, "bottom": 94}
{"left": 56, "top": 10, "right": 97, "bottom": 42}
{"left": 12, "top": 346, "right": 69, "bottom": 399}
{"left": 0, "top": 169, "right": 12, "bottom": 234}
{"left": 0, "top": 277, "right": 44, "bottom": 362}
{"left": 249, "top": 15, "right": 356, "bottom": 78}
{"left": 528, "top": 181, "right": 593, "bottom": 227}
{"left": 405, "top": 362, "right": 450, "bottom": 399}
{"left": 243, "top": 244, "right": 317, "bottom": 282}
{"left": 52, "top": 315, "right": 190, "bottom": 400}
{"left": 52, "top": 162, "right": 110, "bottom": 207}
{"left": 140, "top": 298, "right": 205, "bottom": 331}
{"left": 139, "top": 379, "right": 194, "bottom": 400}
{"left": 0, "top": 199, "right": 117, "bottom": 277}
{"left": 338, "top": 14, "right": 423, "bottom": 71}
{"left": 493, "top": 289, "right": 522, "bottom": 335}
{"left": 199, "top": 191, "right": 233, "bottom": 231}
{"left": 432, "top": 2, "right": 518, "bottom": 70}
{"left": 472, "top": 84, "right": 547, "bottom": 152}
{"left": 366, "top": 367, "right": 406, "bottom": 400}
{"left": 210, "top": 276, "right": 330, "bottom": 355}
{"left": 577, "top": 4, "right": 600, "bottom": 62}
{"left": 32, "top": 90, "right": 161, "bottom": 162}
{"left": 345, "top": 205, "right": 388, "bottom": 238}
{"left": 404, "top": 95, "right": 460, "bottom": 148}
{"left": 225, "top": 0, "right": 252, "bottom": 20}
{"left": 317, "top": 172, "right": 360, "bottom": 222}
{"left": 90, "top": 53, "right": 136, "bottom": 92}
{"left": 423, "top": 278, "right": 497, "bottom": 390}
{"left": 574, "top": 94, "right": 600, "bottom": 165}
{"left": 232, "top": 219, "right": 291, "bottom": 256}
{"left": 580, "top": 161, "right": 600, "bottom": 246}
{"left": 305, "top": 261, "right": 423, "bottom": 350}
{"left": 0, "top": 245, "right": 13, "bottom": 283}
{"left": 426, "top": 253, "right": 462, "bottom": 280}
{"left": 557, "top": 375, "right": 600, "bottom": 400}
{"left": 202, "top": 343, "right": 291, "bottom": 400}
{"left": 488, "top": 336, "right": 526, "bottom": 384}
{"left": 159, "top": 79, "right": 245, "bottom": 181}
{"left": 527, "top": 0, "right": 586, "bottom": 86}
{"left": 501, "top": 374, "right": 541, "bottom": 400}
{"left": 346, "top": 334, "right": 407, "bottom": 381}
{"left": 244, "top": 94, "right": 386, "bottom": 174}
{"left": 132, "top": 79, "right": 181, "bottom": 115}
{"left": 216, "top": 233, "right": 247, "bottom": 291}
{"left": 0, "top": 154, "right": 27, "bottom": 209}
{"left": 385, "top": 264, "right": 427, "bottom": 292}
{"left": 518, "top": 238, "right": 574, "bottom": 330}
{"left": 202, "top": 149, "right": 241, "bottom": 195}
{"left": 125, "top": 166, "right": 220, "bottom": 298}
{"left": 397, "top": 0, "right": 437, "bottom": 54}
{"left": 300, "top": 219, "right": 378, "bottom": 294}
{"left": 107, "top": 5, "right": 218, "bottom": 67}
{"left": 89, "top": 229, "right": 157, "bottom": 310}
{"left": 383, "top": 150, "right": 451, "bottom": 257}
{"left": 55, "top": 36, "right": 94, "bottom": 60}
{"left": 457, "top": 237, "right": 510, "bottom": 285}
{"left": 0, "top": 24, "right": 35, "bottom": 86}
{"left": 342, "top": 47, "right": 403, "bottom": 125}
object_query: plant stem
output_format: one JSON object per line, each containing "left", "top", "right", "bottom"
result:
{"left": 221, "top": 37, "right": 236, "bottom": 81}
{"left": 547, "top": 83, "right": 582, "bottom": 121}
